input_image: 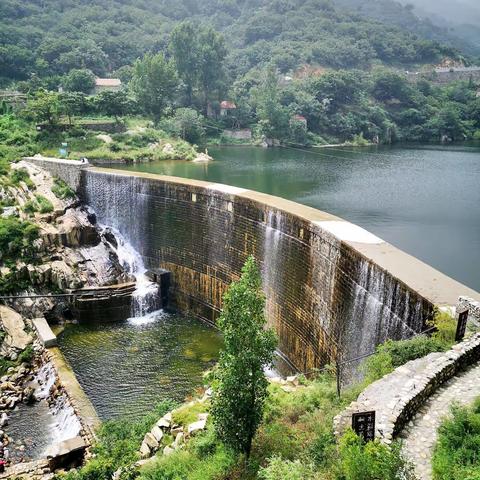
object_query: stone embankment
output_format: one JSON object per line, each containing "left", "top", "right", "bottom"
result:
{"left": 334, "top": 331, "right": 480, "bottom": 444}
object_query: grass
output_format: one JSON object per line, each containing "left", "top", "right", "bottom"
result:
{"left": 171, "top": 401, "right": 208, "bottom": 427}
{"left": 51, "top": 177, "right": 76, "bottom": 200}
{"left": 59, "top": 400, "right": 175, "bottom": 480}
{"left": 432, "top": 397, "right": 480, "bottom": 480}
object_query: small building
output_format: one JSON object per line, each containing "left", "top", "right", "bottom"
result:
{"left": 219, "top": 101, "right": 236, "bottom": 116}
{"left": 291, "top": 114, "right": 307, "bottom": 127}
{"left": 93, "top": 78, "right": 122, "bottom": 94}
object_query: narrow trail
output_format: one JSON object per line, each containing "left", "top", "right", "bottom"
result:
{"left": 399, "top": 361, "right": 480, "bottom": 480}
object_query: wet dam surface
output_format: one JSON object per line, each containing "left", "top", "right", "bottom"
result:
{"left": 110, "top": 143, "right": 480, "bottom": 292}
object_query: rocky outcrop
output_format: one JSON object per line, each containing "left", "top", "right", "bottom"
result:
{"left": 1, "top": 162, "right": 132, "bottom": 322}
{"left": 0, "top": 307, "right": 33, "bottom": 358}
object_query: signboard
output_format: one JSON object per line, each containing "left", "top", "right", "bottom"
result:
{"left": 455, "top": 309, "right": 469, "bottom": 342}
{"left": 352, "top": 411, "right": 375, "bottom": 442}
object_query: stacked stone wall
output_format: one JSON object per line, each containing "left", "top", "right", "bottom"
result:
{"left": 334, "top": 333, "right": 480, "bottom": 442}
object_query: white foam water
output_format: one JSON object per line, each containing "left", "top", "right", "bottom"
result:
{"left": 104, "top": 226, "right": 161, "bottom": 322}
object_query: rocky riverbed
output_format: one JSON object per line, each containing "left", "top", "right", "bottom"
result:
{"left": 0, "top": 161, "right": 134, "bottom": 473}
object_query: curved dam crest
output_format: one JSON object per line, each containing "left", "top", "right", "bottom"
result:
{"left": 25, "top": 158, "right": 480, "bottom": 372}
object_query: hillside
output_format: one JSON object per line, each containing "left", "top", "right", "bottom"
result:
{"left": 0, "top": 0, "right": 464, "bottom": 84}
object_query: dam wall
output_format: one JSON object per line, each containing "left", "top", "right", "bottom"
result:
{"left": 24, "top": 157, "right": 480, "bottom": 373}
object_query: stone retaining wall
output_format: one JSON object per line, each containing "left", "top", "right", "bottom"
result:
{"left": 333, "top": 333, "right": 480, "bottom": 443}
{"left": 457, "top": 296, "right": 480, "bottom": 326}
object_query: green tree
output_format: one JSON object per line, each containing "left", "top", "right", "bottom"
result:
{"left": 130, "top": 53, "right": 178, "bottom": 121}
{"left": 162, "top": 108, "right": 205, "bottom": 144}
{"left": 169, "top": 22, "right": 199, "bottom": 106}
{"left": 59, "top": 92, "right": 87, "bottom": 124}
{"left": 62, "top": 68, "right": 95, "bottom": 94}
{"left": 197, "top": 26, "right": 227, "bottom": 113}
{"left": 211, "top": 256, "right": 277, "bottom": 457}
{"left": 24, "top": 90, "right": 60, "bottom": 126}
{"left": 94, "top": 90, "right": 133, "bottom": 121}
{"left": 253, "top": 69, "right": 290, "bottom": 140}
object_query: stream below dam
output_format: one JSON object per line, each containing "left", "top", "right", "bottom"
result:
{"left": 109, "top": 143, "right": 480, "bottom": 292}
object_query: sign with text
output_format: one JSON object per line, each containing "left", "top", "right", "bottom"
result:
{"left": 455, "top": 309, "right": 469, "bottom": 342}
{"left": 352, "top": 411, "right": 376, "bottom": 442}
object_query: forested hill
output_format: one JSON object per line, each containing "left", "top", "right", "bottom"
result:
{"left": 0, "top": 0, "right": 467, "bottom": 84}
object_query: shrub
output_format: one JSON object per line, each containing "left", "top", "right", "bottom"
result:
{"left": 62, "top": 401, "right": 175, "bottom": 480}
{"left": 10, "top": 168, "right": 34, "bottom": 189}
{"left": 22, "top": 199, "right": 38, "bottom": 215}
{"left": 338, "top": 430, "right": 416, "bottom": 480}
{"left": 51, "top": 177, "right": 76, "bottom": 200}
{"left": 0, "top": 217, "right": 39, "bottom": 262}
{"left": 432, "top": 398, "right": 480, "bottom": 480}
{"left": 258, "top": 456, "right": 315, "bottom": 480}
{"left": 35, "top": 194, "right": 54, "bottom": 213}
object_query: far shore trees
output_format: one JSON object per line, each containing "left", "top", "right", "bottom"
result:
{"left": 130, "top": 53, "right": 178, "bottom": 121}
{"left": 211, "top": 255, "right": 277, "bottom": 458}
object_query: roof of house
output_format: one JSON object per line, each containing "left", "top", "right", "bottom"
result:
{"left": 220, "top": 101, "right": 236, "bottom": 109}
{"left": 293, "top": 114, "right": 307, "bottom": 122}
{"left": 95, "top": 78, "right": 122, "bottom": 87}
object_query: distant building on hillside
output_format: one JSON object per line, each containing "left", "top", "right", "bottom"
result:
{"left": 291, "top": 114, "right": 307, "bottom": 126}
{"left": 219, "top": 101, "right": 236, "bottom": 116}
{"left": 406, "top": 66, "right": 480, "bottom": 85}
{"left": 93, "top": 78, "right": 122, "bottom": 94}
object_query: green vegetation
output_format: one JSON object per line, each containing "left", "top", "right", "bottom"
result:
{"left": 60, "top": 401, "right": 175, "bottom": 480}
{"left": 211, "top": 256, "right": 277, "bottom": 457}
{"left": 0, "top": 345, "right": 34, "bottom": 376}
{"left": 35, "top": 194, "right": 54, "bottom": 213}
{"left": 51, "top": 177, "right": 76, "bottom": 200}
{"left": 0, "top": 216, "right": 38, "bottom": 264}
{"left": 432, "top": 397, "right": 480, "bottom": 480}
{"left": 363, "top": 311, "right": 457, "bottom": 383}
{"left": 1, "top": 0, "right": 479, "bottom": 149}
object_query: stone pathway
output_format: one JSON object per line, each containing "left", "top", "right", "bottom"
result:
{"left": 400, "top": 361, "right": 480, "bottom": 480}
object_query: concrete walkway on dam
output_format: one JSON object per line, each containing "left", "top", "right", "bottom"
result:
{"left": 400, "top": 360, "right": 480, "bottom": 480}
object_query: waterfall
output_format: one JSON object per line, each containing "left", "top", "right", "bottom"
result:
{"left": 33, "top": 362, "right": 82, "bottom": 450}
{"left": 262, "top": 210, "right": 283, "bottom": 324}
{"left": 112, "top": 227, "right": 161, "bottom": 319}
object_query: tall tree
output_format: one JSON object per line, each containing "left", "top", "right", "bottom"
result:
{"left": 169, "top": 22, "right": 199, "bottom": 107}
{"left": 130, "top": 53, "right": 178, "bottom": 121}
{"left": 197, "top": 26, "right": 227, "bottom": 113}
{"left": 253, "top": 69, "right": 290, "bottom": 140}
{"left": 24, "top": 90, "right": 60, "bottom": 126}
{"left": 94, "top": 90, "right": 133, "bottom": 122}
{"left": 211, "top": 256, "right": 277, "bottom": 457}
{"left": 62, "top": 68, "right": 95, "bottom": 94}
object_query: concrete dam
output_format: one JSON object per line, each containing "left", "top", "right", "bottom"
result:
{"left": 27, "top": 158, "right": 480, "bottom": 373}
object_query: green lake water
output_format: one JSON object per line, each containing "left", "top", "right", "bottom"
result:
{"left": 109, "top": 144, "right": 480, "bottom": 292}
{"left": 57, "top": 311, "right": 223, "bottom": 421}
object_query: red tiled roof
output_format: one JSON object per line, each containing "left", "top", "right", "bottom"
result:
{"left": 220, "top": 101, "right": 236, "bottom": 109}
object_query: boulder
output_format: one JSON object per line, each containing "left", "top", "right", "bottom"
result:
{"left": 143, "top": 432, "right": 159, "bottom": 450}
{"left": 151, "top": 425, "right": 164, "bottom": 443}
{"left": 140, "top": 441, "right": 151, "bottom": 459}
{"left": 0, "top": 306, "right": 33, "bottom": 353}
{"left": 187, "top": 419, "right": 206, "bottom": 436}
{"left": 163, "top": 445, "right": 175, "bottom": 456}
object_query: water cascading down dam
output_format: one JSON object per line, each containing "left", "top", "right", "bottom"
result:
{"left": 26, "top": 158, "right": 480, "bottom": 374}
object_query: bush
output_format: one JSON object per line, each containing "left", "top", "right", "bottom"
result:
{"left": 51, "top": 177, "right": 76, "bottom": 200}
{"left": 10, "top": 168, "right": 34, "bottom": 189}
{"left": 0, "top": 217, "right": 39, "bottom": 262}
{"left": 35, "top": 194, "right": 54, "bottom": 213}
{"left": 432, "top": 398, "right": 480, "bottom": 480}
{"left": 62, "top": 401, "right": 175, "bottom": 480}
{"left": 22, "top": 199, "right": 38, "bottom": 215}
{"left": 258, "top": 456, "right": 315, "bottom": 480}
{"left": 338, "top": 430, "right": 416, "bottom": 480}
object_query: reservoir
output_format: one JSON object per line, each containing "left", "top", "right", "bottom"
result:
{"left": 108, "top": 144, "right": 480, "bottom": 292}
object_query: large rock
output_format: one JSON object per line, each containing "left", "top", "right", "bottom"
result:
{"left": 0, "top": 306, "right": 33, "bottom": 355}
